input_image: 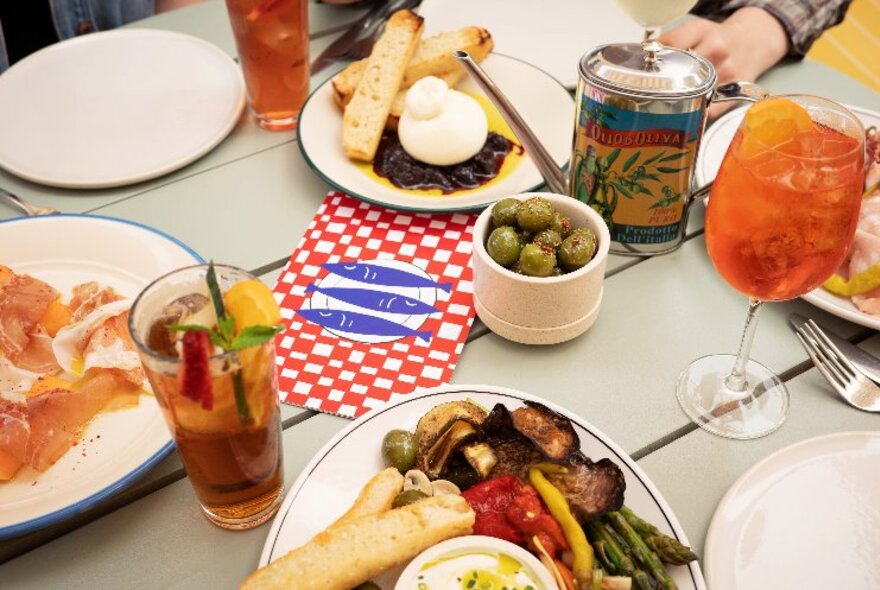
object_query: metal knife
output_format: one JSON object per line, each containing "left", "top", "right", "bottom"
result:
{"left": 788, "top": 313, "right": 880, "bottom": 383}
{"left": 310, "top": 0, "right": 413, "bottom": 75}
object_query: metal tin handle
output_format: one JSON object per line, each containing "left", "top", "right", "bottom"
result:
{"left": 712, "top": 81, "right": 770, "bottom": 104}
{"left": 454, "top": 51, "right": 569, "bottom": 196}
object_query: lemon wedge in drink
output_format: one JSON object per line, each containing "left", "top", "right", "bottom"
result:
{"left": 224, "top": 279, "right": 282, "bottom": 333}
{"left": 740, "top": 97, "right": 814, "bottom": 158}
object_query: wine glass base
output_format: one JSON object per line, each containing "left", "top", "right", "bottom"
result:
{"left": 676, "top": 354, "right": 789, "bottom": 440}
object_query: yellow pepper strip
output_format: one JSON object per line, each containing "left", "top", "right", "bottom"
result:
{"left": 823, "top": 263, "right": 880, "bottom": 297}
{"left": 529, "top": 464, "right": 593, "bottom": 590}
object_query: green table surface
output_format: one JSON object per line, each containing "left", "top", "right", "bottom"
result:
{"left": 1, "top": 1, "right": 878, "bottom": 587}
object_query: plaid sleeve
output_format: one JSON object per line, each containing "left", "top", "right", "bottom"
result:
{"left": 693, "top": 0, "right": 853, "bottom": 57}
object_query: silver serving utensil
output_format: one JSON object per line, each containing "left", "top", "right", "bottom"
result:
{"left": 0, "top": 188, "right": 57, "bottom": 216}
{"left": 795, "top": 319, "right": 880, "bottom": 412}
{"left": 454, "top": 51, "right": 568, "bottom": 195}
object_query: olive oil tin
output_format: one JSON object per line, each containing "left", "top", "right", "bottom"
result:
{"left": 572, "top": 44, "right": 716, "bottom": 255}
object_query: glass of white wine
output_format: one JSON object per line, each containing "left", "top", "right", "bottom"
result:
{"left": 615, "top": 0, "right": 699, "bottom": 55}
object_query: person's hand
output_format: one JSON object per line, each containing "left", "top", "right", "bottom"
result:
{"left": 660, "top": 7, "right": 789, "bottom": 118}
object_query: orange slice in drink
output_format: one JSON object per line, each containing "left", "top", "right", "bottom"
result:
{"left": 740, "top": 97, "right": 814, "bottom": 158}
{"left": 224, "top": 279, "right": 282, "bottom": 332}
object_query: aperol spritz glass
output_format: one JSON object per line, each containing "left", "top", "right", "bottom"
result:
{"left": 677, "top": 95, "right": 865, "bottom": 439}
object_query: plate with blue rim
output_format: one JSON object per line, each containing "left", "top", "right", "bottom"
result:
{"left": 0, "top": 214, "right": 202, "bottom": 539}
{"left": 297, "top": 53, "right": 574, "bottom": 213}
{"left": 257, "top": 384, "right": 706, "bottom": 589}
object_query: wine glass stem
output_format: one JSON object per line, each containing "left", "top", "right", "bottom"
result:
{"left": 725, "top": 298, "right": 763, "bottom": 393}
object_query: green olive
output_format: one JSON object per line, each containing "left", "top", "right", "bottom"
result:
{"left": 353, "top": 584, "right": 381, "bottom": 590}
{"left": 550, "top": 211, "right": 573, "bottom": 238}
{"left": 559, "top": 228, "right": 599, "bottom": 271}
{"left": 519, "top": 243, "right": 557, "bottom": 277}
{"left": 516, "top": 197, "right": 554, "bottom": 233}
{"left": 382, "top": 430, "right": 417, "bottom": 473}
{"left": 491, "top": 198, "right": 520, "bottom": 228}
{"left": 392, "top": 489, "right": 429, "bottom": 508}
{"left": 533, "top": 229, "right": 562, "bottom": 250}
{"left": 487, "top": 226, "right": 522, "bottom": 267}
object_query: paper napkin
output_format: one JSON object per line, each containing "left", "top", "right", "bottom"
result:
{"left": 272, "top": 193, "right": 477, "bottom": 418}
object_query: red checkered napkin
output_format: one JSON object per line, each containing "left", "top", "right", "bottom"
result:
{"left": 272, "top": 193, "right": 478, "bottom": 419}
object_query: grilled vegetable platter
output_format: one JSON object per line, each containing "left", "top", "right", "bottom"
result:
{"left": 253, "top": 386, "right": 705, "bottom": 590}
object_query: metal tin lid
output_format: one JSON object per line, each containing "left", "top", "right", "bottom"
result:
{"left": 579, "top": 43, "right": 716, "bottom": 99}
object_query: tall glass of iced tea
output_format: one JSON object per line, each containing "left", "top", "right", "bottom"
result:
{"left": 225, "top": 0, "right": 309, "bottom": 130}
{"left": 677, "top": 96, "right": 865, "bottom": 439}
{"left": 129, "top": 264, "right": 285, "bottom": 529}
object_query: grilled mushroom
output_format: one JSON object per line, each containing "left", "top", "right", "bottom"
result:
{"left": 417, "top": 419, "right": 481, "bottom": 479}
{"left": 415, "top": 401, "right": 487, "bottom": 457}
{"left": 510, "top": 402, "right": 579, "bottom": 461}
{"left": 462, "top": 442, "right": 498, "bottom": 478}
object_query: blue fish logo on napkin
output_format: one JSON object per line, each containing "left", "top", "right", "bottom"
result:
{"left": 297, "top": 259, "right": 444, "bottom": 344}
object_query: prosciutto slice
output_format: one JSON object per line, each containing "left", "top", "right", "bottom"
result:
{"left": 838, "top": 196, "right": 880, "bottom": 314}
{"left": 0, "top": 398, "right": 29, "bottom": 464}
{"left": 0, "top": 275, "right": 57, "bottom": 366}
{"left": 25, "top": 370, "right": 131, "bottom": 471}
{"left": 15, "top": 326, "right": 59, "bottom": 374}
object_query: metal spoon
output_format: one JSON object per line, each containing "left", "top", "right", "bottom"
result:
{"left": 454, "top": 50, "right": 569, "bottom": 195}
{"left": 0, "top": 188, "right": 58, "bottom": 216}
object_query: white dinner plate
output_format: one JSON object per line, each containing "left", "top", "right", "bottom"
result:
{"left": 705, "top": 432, "right": 880, "bottom": 589}
{"left": 418, "top": 0, "right": 643, "bottom": 89}
{"left": 0, "top": 214, "right": 202, "bottom": 538}
{"left": 258, "top": 385, "right": 706, "bottom": 589}
{"left": 0, "top": 29, "right": 244, "bottom": 189}
{"left": 298, "top": 53, "right": 574, "bottom": 212}
{"left": 697, "top": 104, "right": 880, "bottom": 331}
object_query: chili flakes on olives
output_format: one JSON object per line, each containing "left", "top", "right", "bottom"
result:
{"left": 486, "top": 197, "right": 598, "bottom": 277}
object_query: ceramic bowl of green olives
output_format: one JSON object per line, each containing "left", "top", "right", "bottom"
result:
{"left": 472, "top": 193, "right": 610, "bottom": 345}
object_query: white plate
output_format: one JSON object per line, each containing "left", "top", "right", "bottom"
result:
{"left": 705, "top": 432, "right": 880, "bottom": 589}
{"left": 258, "top": 385, "right": 706, "bottom": 589}
{"left": 0, "top": 30, "right": 244, "bottom": 189}
{"left": 298, "top": 53, "right": 574, "bottom": 212}
{"left": 0, "top": 214, "right": 202, "bottom": 538}
{"left": 418, "top": 0, "right": 643, "bottom": 88}
{"left": 697, "top": 104, "right": 880, "bottom": 331}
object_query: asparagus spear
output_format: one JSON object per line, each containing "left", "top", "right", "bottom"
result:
{"left": 632, "top": 569, "right": 655, "bottom": 590}
{"left": 620, "top": 507, "right": 698, "bottom": 566}
{"left": 586, "top": 521, "right": 635, "bottom": 576}
{"left": 606, "top": 511, "right": 677, "bottom": 590}
{"left": 644, "top": 535, "right": 699, "bottom": 566}
{"left": 619, "top": 506, "right": 661, "bottom": 536}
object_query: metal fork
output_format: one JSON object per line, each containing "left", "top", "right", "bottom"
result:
{"left": 0, "top": 187, "right": 58, "bottom": 216}
{"left": 795, "top": 319, "right": 880, "bottom": 412}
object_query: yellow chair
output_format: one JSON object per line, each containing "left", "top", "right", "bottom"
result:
{"left": 807, "top": 0, "right": 880, "bottom": 92}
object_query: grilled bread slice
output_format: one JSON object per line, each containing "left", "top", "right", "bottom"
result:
{"left": 240, "top": 494, "right": 475, "bottom": 590}
{"left": 342, "top": 9, "right": 424, "bottom": 161}
{"left": 328, "top": 467, "right": 403, "bottom": 530}
{"left": 333, "top": 26, "right": 494, "bottom": 111}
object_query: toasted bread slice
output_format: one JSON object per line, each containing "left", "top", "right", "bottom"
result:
{"left": 332, "top": 26, "right": 494, "bottom": 111}
{"left": 342, "top": 10, "right": 424, "bottom": 161}
{"left": 240, "top": 494, "right": 475, "bottom": 590}
{"left": 328, "top": 467, "right": 403, "bottom": 530}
